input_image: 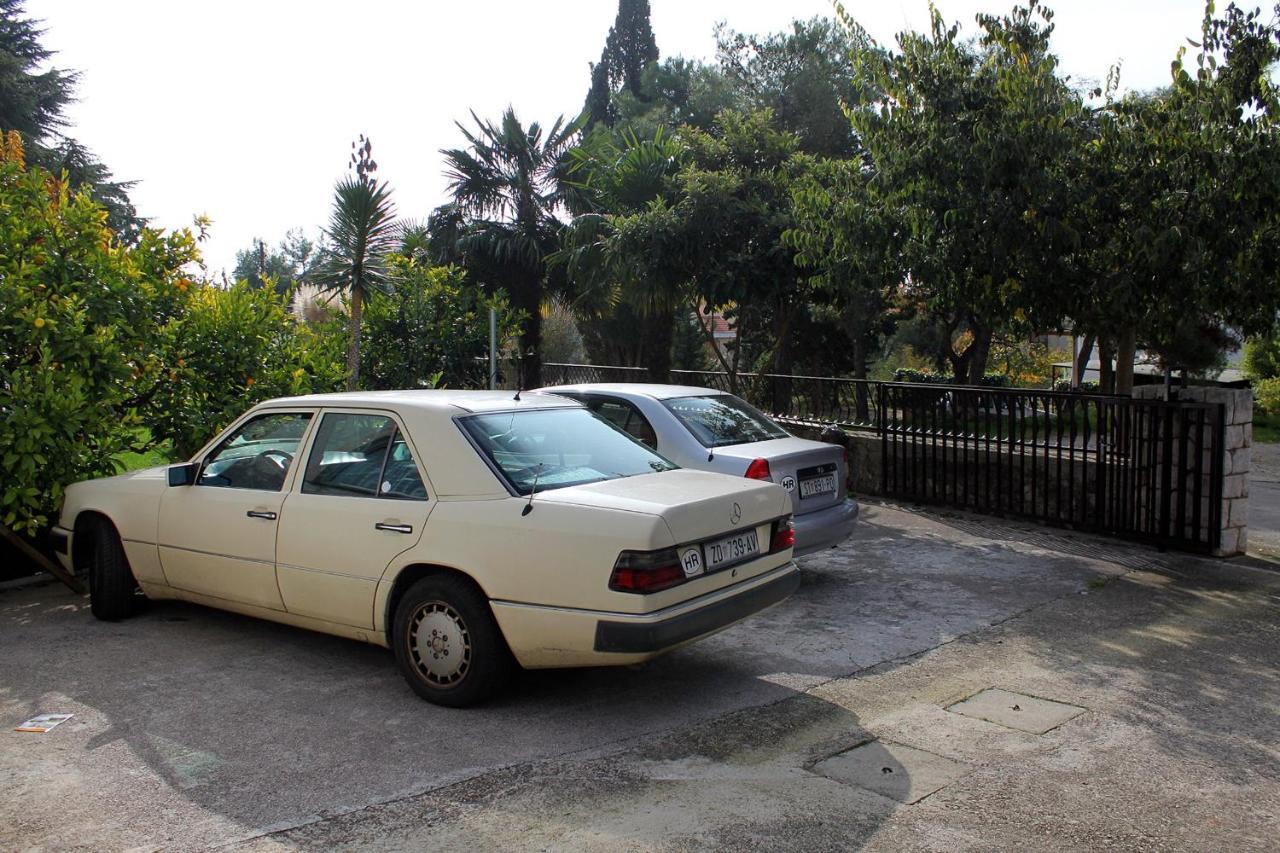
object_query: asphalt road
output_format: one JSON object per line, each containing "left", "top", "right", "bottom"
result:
{"left": 3, "top": 503, "right": 1277, "bottom": 850}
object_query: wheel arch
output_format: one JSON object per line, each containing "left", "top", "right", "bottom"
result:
{"left": 71, "top": 510, "right": 118, "bottom": 576}
{"left": 381, "top": 562, "right": 492, "bottom": 647}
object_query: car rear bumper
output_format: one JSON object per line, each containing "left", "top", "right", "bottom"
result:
{"left": 593, "top": 566, "right": 800, "bottom": 653}
{"left": 793, "top": 498, "right": 859, "bottom": 557}
{"left": 490, "top": 562, "right": 800, "bottom": 668}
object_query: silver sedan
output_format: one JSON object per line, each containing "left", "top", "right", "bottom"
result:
{"left": 538, "top": 383, "right": 859, "bottom": 556}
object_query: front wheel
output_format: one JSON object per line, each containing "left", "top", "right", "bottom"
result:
{"left": 392, "top": 575, "right": 514, "bottom": 707}
{"left": 87, "top": 518, "right": 140, "bottom": 621}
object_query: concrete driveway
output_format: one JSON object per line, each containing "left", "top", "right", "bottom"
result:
{"left": 1248, "top": 443, "right": 1280, "bottom": 558}
{"left": 2, "top": 503, "right": 1278, "bottom": 850}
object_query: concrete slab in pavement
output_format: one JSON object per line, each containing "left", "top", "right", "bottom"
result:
{"left": 945, "top": 687, "right": 1085, "bottom": 734}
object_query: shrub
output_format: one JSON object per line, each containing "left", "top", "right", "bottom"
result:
{"left": 360, "top": 259, "right": 521, "bottom": 391}
{"left": 0, "top": 132, "right": 349, "bottom": 537}
{"left": 1053, "top": 379, "right": 1101, "bottom": 393}
{"left": 1244, "top": 336, "right": 1280, "bottom": 380}
{"left": 0, "top": 134, "right": 195, "bottom": 534}
{"left": 893, "top": 367, "right": 947, "bottom": 384}
{"left": 1254, "top": 377, "right": 1280, "bottom": 415}
{"left": 145, "top": 283, "right": 347, "bottom": 459}
{"left": 892, "top": 367, "right": 1008, "bottom": 388}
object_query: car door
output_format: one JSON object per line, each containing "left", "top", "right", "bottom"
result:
{"left": 158, "top": 410, "right": 315, "bottom": 610}
{"left": 274, "top": 410, "right": 433, "bottom": 628}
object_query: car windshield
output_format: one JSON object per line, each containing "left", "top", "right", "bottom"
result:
{"left": 663, "top": 394, "right": 790, "bottom": 448}
{"left": 460, "top": 408, "right": 678, "bottom": 496}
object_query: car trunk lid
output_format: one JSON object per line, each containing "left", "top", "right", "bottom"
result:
{"left": 712, "top": 437, "right": 845, "bottom": 516}
{"left": 534, "top": 469, "right": 788, "bottom": 544}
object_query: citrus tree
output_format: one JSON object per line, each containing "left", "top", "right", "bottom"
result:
{"left": 0, "top": 132, "right": 191, "bottom": 534}
{"left": 144, "top": 282, "right": 346, "bottom": 459}
{"left": 360, "top": 259, "right": 522, "bottom": 391}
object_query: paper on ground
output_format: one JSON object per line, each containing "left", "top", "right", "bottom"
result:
{"left": 15, "top": 713, "right": 73, "bottom": 733}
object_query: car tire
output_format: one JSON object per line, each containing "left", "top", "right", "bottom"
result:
{"left": 87, "top": 517, "right": 140, "bottom": 621}
{"left": 392, "top": 575, "right": 514, "bottom": 707}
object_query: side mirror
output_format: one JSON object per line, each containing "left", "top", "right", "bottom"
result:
{"left": 167, "top": 462, "right": 199, "bottom": 487}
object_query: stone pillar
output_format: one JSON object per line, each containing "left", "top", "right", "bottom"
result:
{"left": 1133, "top": 385, "right": 1251, "bottom": 556}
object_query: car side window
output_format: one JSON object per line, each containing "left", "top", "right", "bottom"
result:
{"left": 589, "top": 398, "right": 658, "bottom": 449}
{"left": 198, "top": 412, "right": 313, "bottom": 491}
{"left": 302, "top": 413, "right": 427, "bottom": 500}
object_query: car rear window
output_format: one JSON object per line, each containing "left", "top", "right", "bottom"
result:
{"left": 662, "top": 394, "right": 789, "bottom": 448}
{"left": 460, "top": 408, "right": 677, "bottom": 496}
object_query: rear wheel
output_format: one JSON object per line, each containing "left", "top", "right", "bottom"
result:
{"left": 392, "top": 575, "right": 513, "bottom": 707}
{"left": 87, "top": 518, "right": 140, "bottom": 621}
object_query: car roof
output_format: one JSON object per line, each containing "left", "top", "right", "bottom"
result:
{"left": 257, "top": 389, "right": 581, "bottom": 414}
{"left": 539, "top": 383, "right": 726, "bottom": 401}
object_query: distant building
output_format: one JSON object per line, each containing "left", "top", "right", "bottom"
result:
{"left": 696, "top": 305, "right": 737, "bottom": 359}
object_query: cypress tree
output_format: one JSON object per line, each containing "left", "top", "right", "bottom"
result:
{"left": 603, "top": 0, "right": 659, "bottom": 97}
{"left": 582, "top": 0, "right": 660, "bottom": 127}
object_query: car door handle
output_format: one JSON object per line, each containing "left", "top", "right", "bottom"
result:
{"left": 246, "top": 510, "right": 278, "bottom": 520}
{"left": 375, "top": 522, "right": 413, "bottom": 534}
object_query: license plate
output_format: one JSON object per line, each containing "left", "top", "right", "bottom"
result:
{"left": 799, "top": 473, "right": 837, "bottom": 499}
{"left": 704, "top": 529, "right": 760, "bottom": 570}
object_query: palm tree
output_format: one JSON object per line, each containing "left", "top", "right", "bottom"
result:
{"left": 440, "top": 108, "right": 582, "bottom": 389}
{"left": 315, "top": 136, "right": 398, "bottom": 390}
{"left": 556, "top": 127, "right": 689, "bottom": 381}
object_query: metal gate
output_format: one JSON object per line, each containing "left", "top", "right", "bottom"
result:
{"left": 879, "top": 384, "right": 1226, "bottom": 552}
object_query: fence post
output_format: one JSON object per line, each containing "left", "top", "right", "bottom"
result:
{"left": 879, "top": 385, "right": 890, "bottom": 495}
{"left": 1094, "top": 400, "right": 1108, "bottom": 532}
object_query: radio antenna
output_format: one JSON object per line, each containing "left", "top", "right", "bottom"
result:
{"left": 521, "top": 463, "right": 544, "bottom": 516}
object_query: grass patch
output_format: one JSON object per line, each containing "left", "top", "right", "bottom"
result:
{"left": 1254, "top": 412, "right": 1280, "bottom": 444}
{"left": 112, "top": 427, "right": 174, "bottom": 472}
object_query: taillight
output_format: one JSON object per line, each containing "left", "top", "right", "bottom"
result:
{"left": 745, "top": 458, "right": 771, "bottom": 480}
{"left": 609, "top": 547, "right": 686, "bottom": 593}
{"left": 771, "top": 517, "right": 795, "bottom": 552}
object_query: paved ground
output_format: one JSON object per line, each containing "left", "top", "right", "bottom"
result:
{"left": 1248, "top": 443, "right": 1280, "bottom": 558}
{"left": 3, "top": 503, "right": 1278, "bottom": 851}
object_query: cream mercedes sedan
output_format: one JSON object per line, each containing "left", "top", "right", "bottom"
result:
{"left": 51, "top": 390, "right": 799, "bottom": 706}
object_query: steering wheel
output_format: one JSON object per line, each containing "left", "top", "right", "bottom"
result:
{"left": 259, "top": 449, "right": 294, "bottom": 470}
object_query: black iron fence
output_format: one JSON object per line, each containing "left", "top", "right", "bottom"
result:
{"left": 541, "top": 363, "right": 1227, "bottom": 552}
{"left": 543, "top": 363, "right": 886, "bottom": 429}
{"left": 878, "top": 382, "right": 1225, "bottom": 552}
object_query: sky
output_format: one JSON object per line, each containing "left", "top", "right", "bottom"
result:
{"left": 27, "top": 0, "right": 1212, "bottom": 276}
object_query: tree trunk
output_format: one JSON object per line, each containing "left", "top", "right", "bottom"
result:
{"left": 852, "top": 334, "right": 870, "bottom": 423}
{"left": 1114, "top": 327, "right": 1137, "bottom": 396}
{"left": 515, "top": 279, "right": 542, "bottom": 390}
{"left": 770, "top": 307, "right": 797, "bottom": 415}
{"left": 949, "top": 324, "right": 993, "bottom": 386}
{"left": 1099, "top": 339, "right": 1115, "bottom": 394}
{"left": 966, "top": 323, "right": 992, "bottom": 385}
{"left": 642, "top": 308, "right": 674, "bottom": 383}
{"left": 346, "top": 287, "right": 363, "bottom": 391}
{"left": 1073, "top": 334, "right": 1095, "bottom": 389}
